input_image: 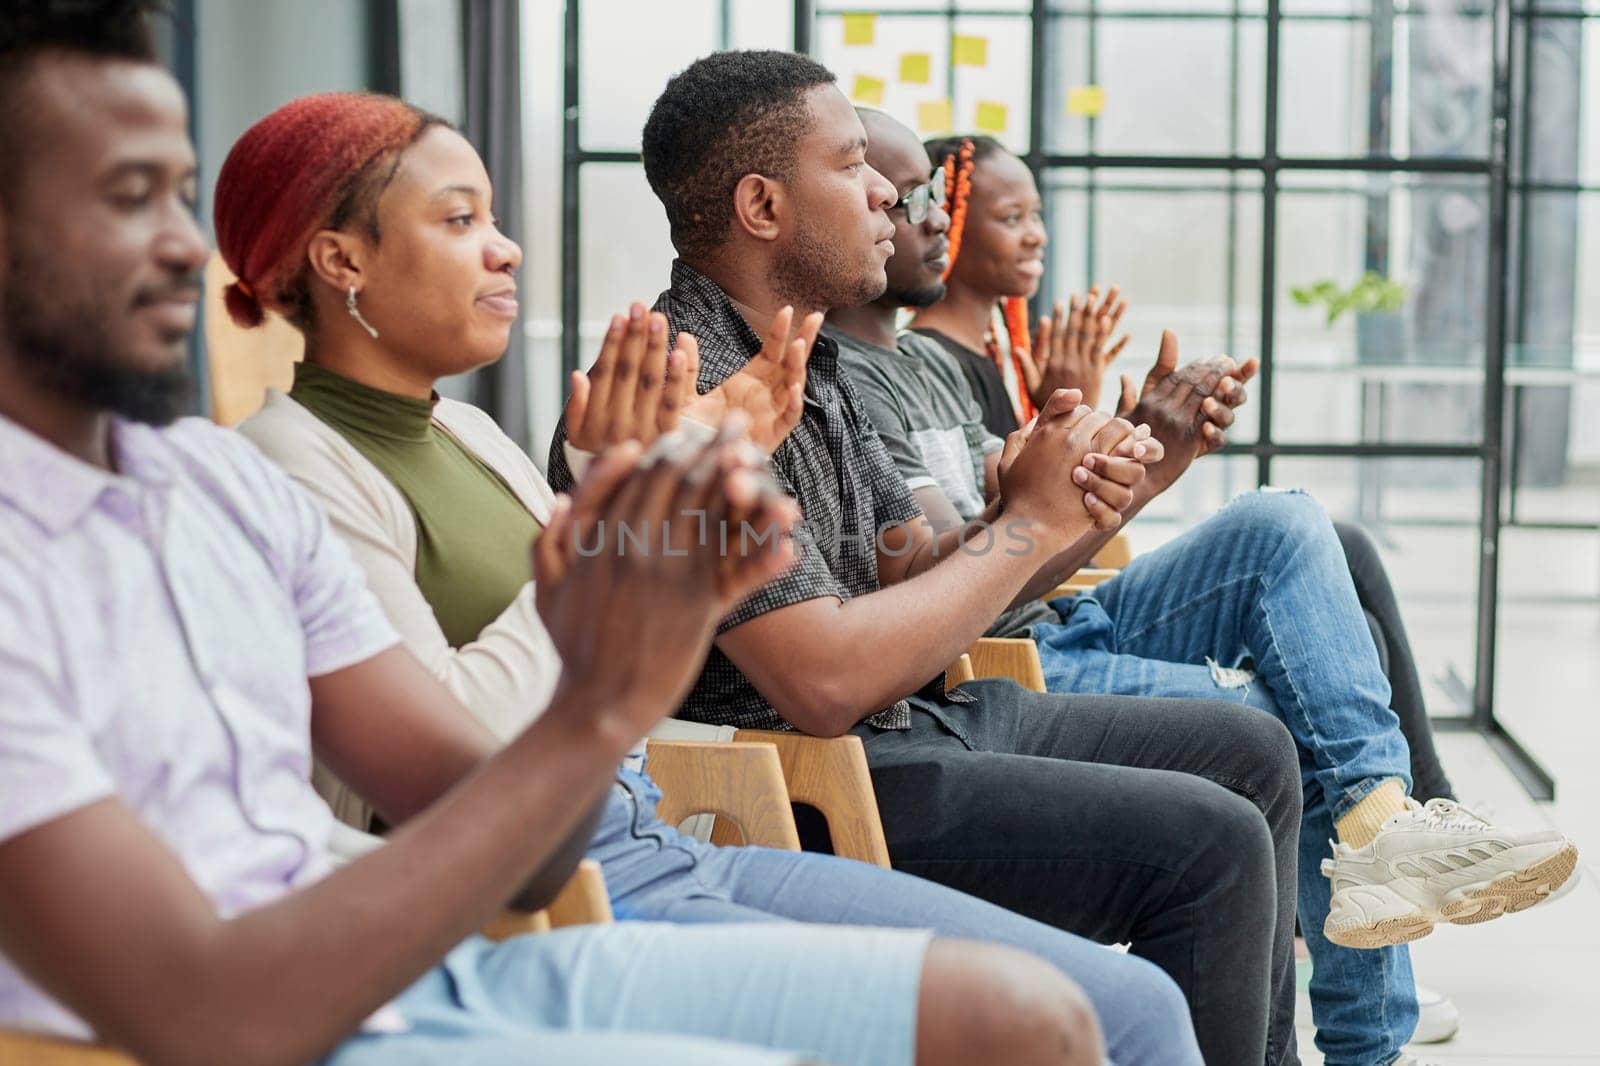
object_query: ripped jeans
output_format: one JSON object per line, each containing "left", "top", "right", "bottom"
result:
{"left": 1031, "top": 489, "right": 1418, "bottom": 1066}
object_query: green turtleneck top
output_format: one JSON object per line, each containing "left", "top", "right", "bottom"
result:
{"left": 290, "top": 361, "right": 542, "bottom": 649}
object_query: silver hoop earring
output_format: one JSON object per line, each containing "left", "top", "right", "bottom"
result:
{"left": 346, "top": 284, "right": 379, "bottom": 340}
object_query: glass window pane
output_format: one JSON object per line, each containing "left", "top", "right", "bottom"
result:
{"left": 818, "top": 0, "right": 1028, "bottom": 11}
{"left": 1044, "top": 169, "right": 1263, "bottom": 432}
{"left": 1279, "top": 8, "right": 1494, "bottom": 160}
{"left": 1044, "top": 15, "right": 1264, "bottom": 157}
{"left": 579, "top": 0, "right": 720, "bottom": 151}
{"left": 1494, "top": 525, "right": 1600, "bottom": 775}
{"left": 1514, "top": 17, "right": 1599, "bottom": 184}
{"left": 578, "top": 165, "right": 677, "bottom": 361}
{"left": 1517, "top": 1, "right": 1600, "bottom": 12}
{"left": 1505, "top": 189, "right": 1600, "bottom": 525}
{"left": 814, "top": 13, "right": 1034, "bottom": 150}
{"left": 1275, "top": 173, "right": 1490, "bottom": 445}
{"left": 728, "top": 0, "right": 798, "bottom": 48}
{"left": 1272, "top": 457, "right": 1484, "bottom": 717}
{"left": 1051, "top": 0, "right": 1265, "bottom": 11}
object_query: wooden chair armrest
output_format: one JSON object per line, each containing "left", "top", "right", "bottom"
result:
{"left": 731, "top": 730, "right": 892, "bottom": 869}
{"left": 968, "top": 637, "right": 1048, "bottom": 693}
{"left": 481, "top": 858, "right": 612, "bottom": 941}
{"left": 946, "top": 652, "right": 976, "bottom": 688}
{"left": 1092, "top": 533, "right": 1132, "bottom": 570}
{"left": 1046, "top": 567, "right": 1120, "bottom": 601}
{"left": 645, "top": 740, "right": 801, "bottom": 852}
{"left": 0, "top": 1031, "right": 134, "bottom": 1065}
{"left": 542, "top": 858, "right": 614, "bottom": 928}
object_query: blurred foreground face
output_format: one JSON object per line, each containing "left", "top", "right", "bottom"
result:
{"left": 0, "top": 55, "right": 206, "bottom": 423}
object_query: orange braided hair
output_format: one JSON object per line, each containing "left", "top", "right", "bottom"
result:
{"left": 937, "top": 136, "right": 1037, "bottom": 423}
{"left": 940, "top": 139, "right": 974, "bottom": 284}
{"left": 999, "top": 296, "right": 1038, "bottom": 422}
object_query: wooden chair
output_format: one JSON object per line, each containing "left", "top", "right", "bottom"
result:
{"left": 967, "top": 637, "right": 1048, "bottom": 693}
{"left": 1047, "top": 567, "right": 1119, "bottom": 600}
{"left": 726, "top": 730, "right": 892, "bottom": 869}
{"left": 0, "top": 1033, "right": 132, "bottom": 1066}
{"left": 1091, "top": 533, "right": 1132, "bottom": 570}
{"left": 202, "top": 253, "right": 298, "bottom": 427}
{"left": 646, "top": 739, "right": 801, "bottom": 852}
{"left": 1045, "top": 532, "right": 1133, "bottom": 600}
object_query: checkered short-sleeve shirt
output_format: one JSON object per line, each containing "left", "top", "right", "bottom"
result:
{"left": 547, "top": 261, "right": 924, "bottom": 731}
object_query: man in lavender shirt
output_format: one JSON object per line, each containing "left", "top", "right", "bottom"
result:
{"left": 0, "top": 4, "right": 1105, "bottom": 1065}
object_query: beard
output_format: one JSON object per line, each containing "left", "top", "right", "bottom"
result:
{"left": 3, "top": 245, "right": 195, "bottom": 426}
{"left": 882, "top": 276, "right": 946, "bottom": 310}
{"left": 769, "top": 214, "right": 887, "bottom": 313}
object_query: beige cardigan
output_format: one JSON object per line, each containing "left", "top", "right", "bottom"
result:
{"left": 240, "top": 391, "right": 729, "bottom": 830}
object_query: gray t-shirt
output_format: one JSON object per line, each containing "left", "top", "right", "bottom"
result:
{"left": 830, "top": 327, "right": 1058, "bottom": 636}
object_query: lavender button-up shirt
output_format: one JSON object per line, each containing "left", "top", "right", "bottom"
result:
{"left": 0, "top": 412, "right": 398, "bottom": 1040}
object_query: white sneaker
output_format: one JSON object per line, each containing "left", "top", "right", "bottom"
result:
{"left": 1390, "top": 1055, "right": 1441, "bottom": 1065}
{"left": 1411, "top": 983, "right": 1459, "bottom": 1044}
{"left": 1322, "top": 798, "right": 1579, "bottom": 949}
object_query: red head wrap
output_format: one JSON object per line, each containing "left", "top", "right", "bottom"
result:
{"left": 212, "top": 92, "right": 430, "bottom": 328}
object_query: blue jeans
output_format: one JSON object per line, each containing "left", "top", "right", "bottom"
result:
{"left": 1032, "top": 489, "right": 1418, "bottom": 1066}
{"left": 589, "top": 765, "right": 1202, "bottom": 1066}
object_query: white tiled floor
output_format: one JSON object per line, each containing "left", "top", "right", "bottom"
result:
{"left": 1293, "top": 731, "right": 1600, "bottom": 1065}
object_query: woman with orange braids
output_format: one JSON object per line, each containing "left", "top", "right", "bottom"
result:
{"left": 913, "top": 135, "right": 1130, "bottom": 436}
{"left": 211, "top": 89, "right": 1191, "bottom": 1066}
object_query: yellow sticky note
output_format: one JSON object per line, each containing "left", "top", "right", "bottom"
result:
{"left": 851, "top": 73, "right": 886, "bottom": 107}
{"left": 899, "top": 52, "right": 931, "bottom": 84}
{"left": 1067, "top": 84, "right": 1105, "bottom": 117}
{"left": 842, "top": 13, "right": 875, "bottom": 46}
{"left": 917, "top": 99, "right": 954, "bottom": 134}
{"left": 974, "top": 99, "right": 1009, "bottom": 134}
{"left": 952, "top": 34, "right": 988, "bottom": 67}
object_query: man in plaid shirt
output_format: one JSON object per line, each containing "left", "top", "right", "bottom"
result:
{"left": 548, "top": 50, "right": 1308, "bottom": 1066}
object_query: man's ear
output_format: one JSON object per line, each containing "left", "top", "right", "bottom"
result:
{"left": 731, "top": 173, "right": 786, "bottom": 243}
{"left": 305, "top": 229, "right": 369, "bottom": 294}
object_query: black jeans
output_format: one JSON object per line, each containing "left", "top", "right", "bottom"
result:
{"left": 852, "top": 679, "right": 1303, "bottom": 1066}
{"left": 1333, "top": 521, "right": 1456, "bottom": 801}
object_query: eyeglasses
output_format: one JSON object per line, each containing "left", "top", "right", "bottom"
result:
{"left": 891, "top": 171, "right": 948, "bottom": 226}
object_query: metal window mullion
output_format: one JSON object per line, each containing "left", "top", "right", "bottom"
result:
{"left": 1473, "top": 0, "right": 1516, "bottom": 740}
{"left": 1029, "top": 0, "right": 1049, "bottom": 313}
{"left": 561, "top": 0, "right": 582, "bottom": 385}
{"left": 1085, "top": 0, "right": 1098, "bottom": 283}
{"left": 1257, "top": 0, "right": 1281, "bottom": 488}
{"left": 795, "top": 0, "right": 813, "bottom": 53}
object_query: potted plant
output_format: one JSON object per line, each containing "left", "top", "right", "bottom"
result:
{"left": 1290, "top": 272, "right": 1408, "bottom": 363}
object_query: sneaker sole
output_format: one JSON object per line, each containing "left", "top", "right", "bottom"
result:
{"left": 1326, "top": 842, "right": 1579, "bottom": 949}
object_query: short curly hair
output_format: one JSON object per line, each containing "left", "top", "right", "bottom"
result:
{"left": 642, "top": 50, "right": 836, "bottom": 259}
